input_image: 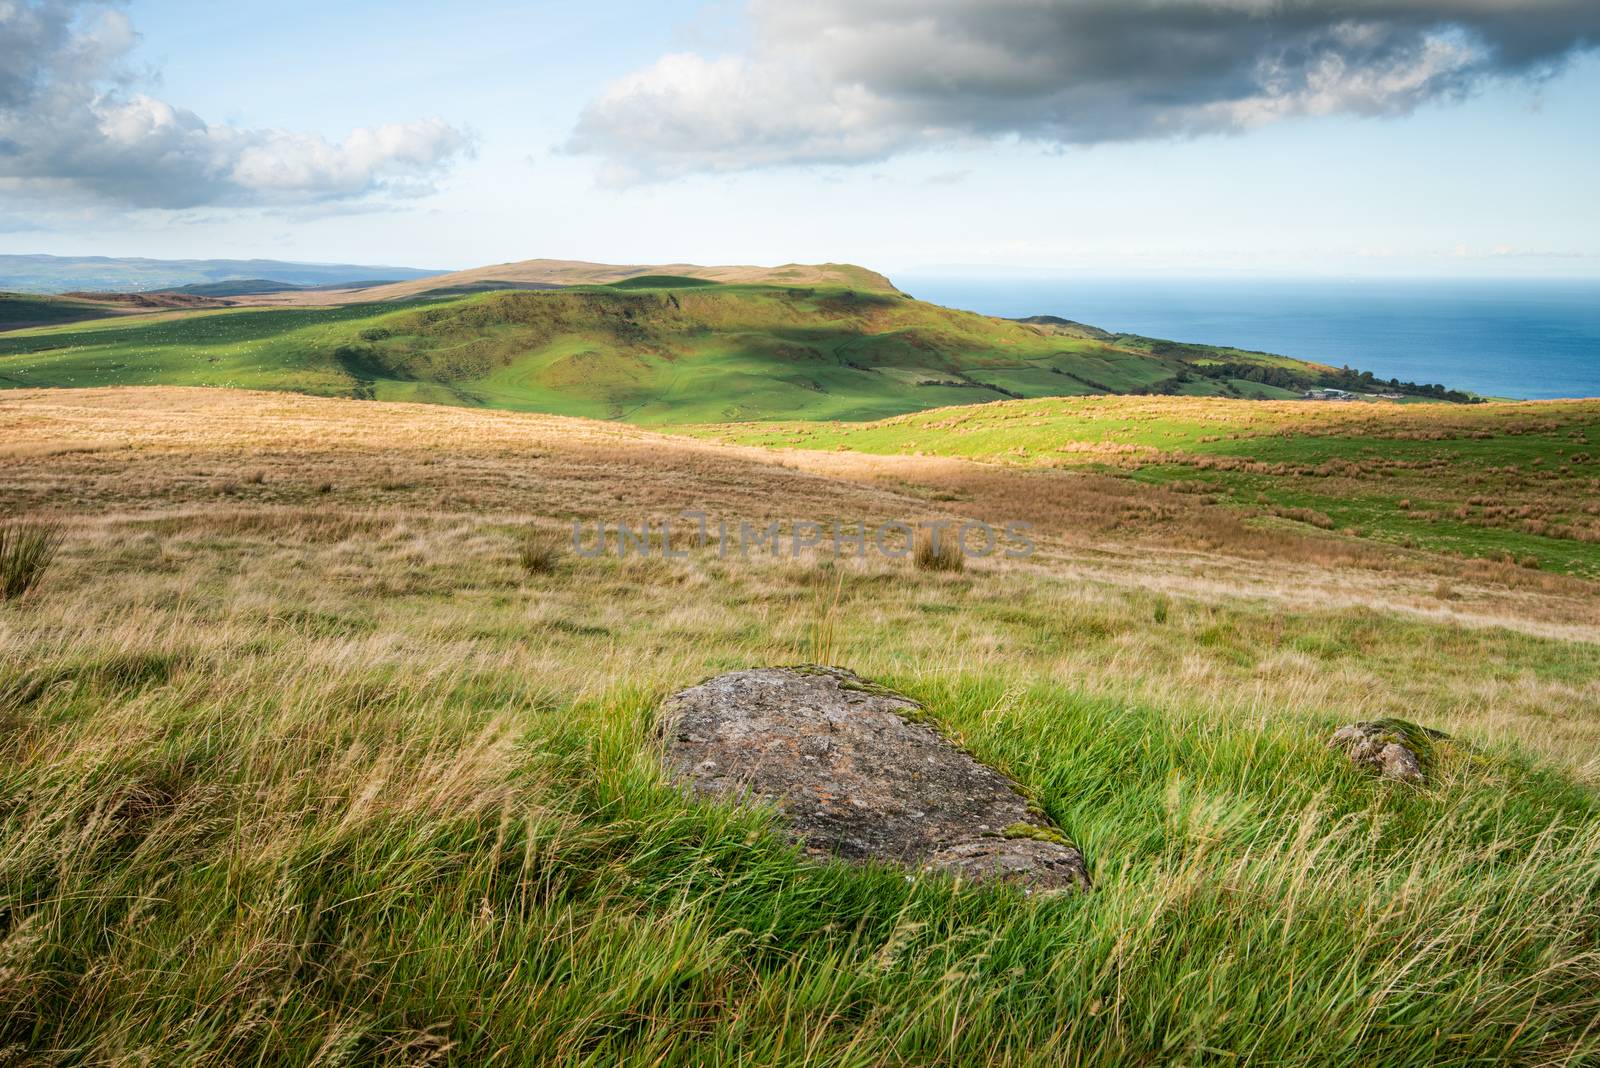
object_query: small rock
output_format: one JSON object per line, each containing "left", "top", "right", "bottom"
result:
{"left": 929, "top": 839, "right": 1091, "bottom": 885}
{"left": 1328, "top": 718, "right": 1447, "bottom": 785}
{"left": 659, "top": 666, "right": 1090, "bottom": 893}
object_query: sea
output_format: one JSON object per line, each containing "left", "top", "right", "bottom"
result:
{"left": 893, "top": 276, "right": 1600, "bottom": 400}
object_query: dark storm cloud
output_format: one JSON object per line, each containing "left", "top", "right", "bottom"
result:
{"left": 0, "top": 0, "right": 470, "bottom": 210}
{"left": 569, "top": 0, "right": 1600, "bottom": 181}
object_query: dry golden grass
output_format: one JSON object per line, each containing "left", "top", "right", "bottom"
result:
{"left": 825, "top": 393, "right": 1600, "bottom": 447}
{"left": 3, "top": 387, "right": 1599, "bottom": 1064}
{"left": 0, "top": 518, "right": 64, "bottom": 600}
{"left": 2, "top": 387, "right": 1596, "bottom": 765}
{"left": 232, "top": 259, "right": 897, "bottom": 306}
{"left": 912, "top": 526, "right": 965, "bottom": 572}
{"left": 516, "top": 527, "right": 564, "bottom": 577}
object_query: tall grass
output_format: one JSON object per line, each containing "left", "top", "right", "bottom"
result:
{"left": 800, "top": 565, "right": 845, "bottom": 665}
{"left": 0, "top": 519, "right": 64, "bottom": 600}
{"left": 913, "top": 526, "right": 965, "bottom": 573}
{"left": 1, "top": 647, "right": 1595, "bottom": 1066}
{"left": 1, "top": 389, "right": 1598, "bottom": 1063}
{"left": 517, "top": 527, "right": 562, "bottom": 576}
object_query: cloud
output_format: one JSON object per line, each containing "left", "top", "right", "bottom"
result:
{"left": 0, "top": 0, "right": 471, "bottom": 209}
{"left": 0, "top": 211, "right": 45, "bottom": 232}
{"left": 570, "top": 0, "right": 1600, "bottom": 181}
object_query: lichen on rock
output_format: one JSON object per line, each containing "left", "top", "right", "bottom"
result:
{"left": 1329, "top": 718, "right": 1449, "bottom": 785}
{"left": 658, "top": 666, "right": 1090, "bottom": 893}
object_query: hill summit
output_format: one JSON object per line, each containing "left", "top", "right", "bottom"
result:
{"left": 238, "top": 259, "right": 899, "bottom": 305}
{"left": 1, "top": 274, "right": 1474, "bottom": 422}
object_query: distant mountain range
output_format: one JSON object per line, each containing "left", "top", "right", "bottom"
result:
{"left": 0, "top": 255, "right": 446, "bottom": 294}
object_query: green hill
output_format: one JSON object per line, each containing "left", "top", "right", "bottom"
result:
{"left": 0, "top": 292, "right": 124, "bottom": 330}
{"left": 0, "top": 280, "right": 1446, "bottom": 423}
{"left": 159, "top": 278, "right": 406, "bottom": 297}
{"left": 275, "top": 258, "right": 899, "bottom": 304}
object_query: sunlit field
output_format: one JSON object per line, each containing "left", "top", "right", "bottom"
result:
{"left": 703, "top": 394, "right": 1600, "bottom": 578}
{"left": 1, "top": 387, "right": 1596, "bottom": 1065}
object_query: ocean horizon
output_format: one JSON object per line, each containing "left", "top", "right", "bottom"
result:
{"left": 894, "top": 276, "right": 1600, "bottom": 400}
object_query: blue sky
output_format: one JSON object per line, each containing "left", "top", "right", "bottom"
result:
{"left": 2, "top": 0, "right": 1597, "bottom": 277}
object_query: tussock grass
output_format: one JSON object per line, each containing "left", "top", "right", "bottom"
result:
{"left": 913, "top": 526, "right": 965, "bottom": 572}
{"left": 0, "top": 518, "right": 64, "bottom": 600}
{"left": 0, "top": 388, "right": 1597, "bottom": 1063}
{"left": 517, "top": 527, "right": 563, "bottom": 576}
{"left": 1, "top": 597, "right": 1596, "bottom": 1065}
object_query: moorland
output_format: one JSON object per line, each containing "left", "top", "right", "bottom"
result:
{"left": 0, "top": 261, "right": 1596, "bottom": 1065}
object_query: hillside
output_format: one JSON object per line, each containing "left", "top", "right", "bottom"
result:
{"left": 2, "top": 280, "right": 1415, "bottom": 423}
{"left": 160, "top": 278, "right": 404, "bottom": 298}
{"left": 0, "top": 292, "right": 128, "bottom": 330}
{"left": 703, "top": 394, "right": 1600, "bottom": 577}
{"left": 1, "top": 386, "right": 1597, "bottom": 1064}
{"left": 233, "top": 258, "right": 900, "bottom": 304}
{"left": 0, "top": 254, "right": 445, "bottom": 294}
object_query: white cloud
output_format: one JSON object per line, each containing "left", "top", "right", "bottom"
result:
{"left": 570, "top": 0, "right": 1600, "bottom": 181}
{"left": 0, "top": 0, "right": 471, "bottom": 210}
{"left": 572, "top": 52, "right": 924, "bottom": 186}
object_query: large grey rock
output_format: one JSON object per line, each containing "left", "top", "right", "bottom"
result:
{"left": 1328, "top": 718, "right": 1447, "bottom": 785}
{"left": 658, "top": 666, "right": 1090, "bottom": 893}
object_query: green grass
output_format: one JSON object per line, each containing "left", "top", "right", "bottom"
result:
{"left": 2, "top": 389, "right": 1598, "bottom": 1064}
{"left": 0, "top": 293, "right": 119, "bottom": 329}
{"left": 0, "top": 519, "right": 64, "bottom": 599}
{"left": 700, "top": 395, "right": 1600, "bottom": 577}
{"left": 1124, "top": 415, "right": 1600, "bottom": 577}
{"left": 0, "top": 303, "right": 400, "bottom": 394}
{"left": 605, "top": 275, "right": 725, "bottom": 289}
{"left": 3, "top": 514, "right": 1598, "bottom": 1065}
{"left": 0, "top": 283, "right": 1405, "bottom": 422}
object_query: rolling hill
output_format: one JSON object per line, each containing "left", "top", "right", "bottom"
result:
{"left": 231, "top": 258, "right": 899, "bottom": 305}
{"left": 0, "top": 278, "right": 1365, "bottom": 422}
{"left": 0, "top": 254, "right": 446, "bottom": 294}
{"left": 0, "top": 290, "right": 243, "bottom": 332}
{"left": 0, "top": 292, "right": 128, "bottom": 330}
{"left": 160, "top": 278, "right": 409, "bottom": 298}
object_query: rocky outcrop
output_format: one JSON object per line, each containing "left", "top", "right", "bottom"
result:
{"left": 658, "top": 666, "right": 1089, "bottom": 893}
{"left": 1329, "top": 718, "right": 1447, "bottom": 785}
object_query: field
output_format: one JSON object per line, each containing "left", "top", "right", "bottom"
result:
{"left": 1, "top": 386, "right": 1597, "bottom": 1065}
{"left": 2, "top": 282, "right": 1397, "bottom": 425}
{"left": 704, "top": 395, "right": 1600, "bottom": 579}
{"left": 0, "top": 294, "right": 126, "bottom": 331}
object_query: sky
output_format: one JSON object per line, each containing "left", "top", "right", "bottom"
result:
{"left": 1, "top": 0, "right": 1597, "bottom": 278}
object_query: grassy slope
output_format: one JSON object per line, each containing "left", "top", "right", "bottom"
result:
{"left": 235, "top": 259, "right": 902, "bottom": 305}
{"left": 1, "top": 388, "right": 1597, "bottom": 1065}
{"left": 0, "top": 293, "right": 123, "bottom": 330}
{"left": 700, "top": 395, "right": 1600, "bottom": 578}
{"left": 0, "top": 302, "right": 388, "bottom": 396}
{"left": 0, "top": 283, "right": 1327, "bottom": 422}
